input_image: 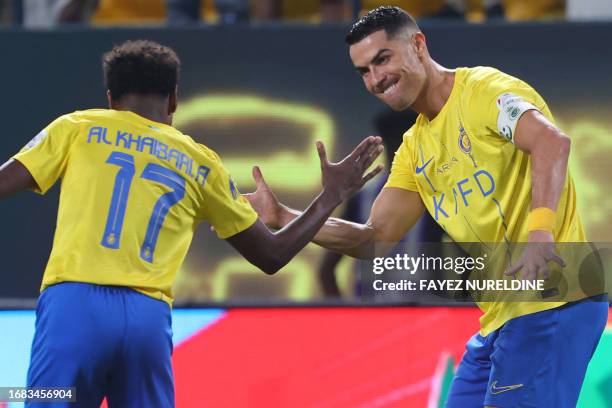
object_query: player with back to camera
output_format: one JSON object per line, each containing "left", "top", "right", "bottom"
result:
{"left": 246, "top": 6, "right": 609, "bottom": 407}
{"left": 0, "top": 39, "right": 384, "bottom": 407}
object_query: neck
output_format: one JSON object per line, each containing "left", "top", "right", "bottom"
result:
{"left": 410, "top": 61, "right": 455, "bottom": 121}
{"left": 113, "top": 95, "right": 171, "bottom": 125}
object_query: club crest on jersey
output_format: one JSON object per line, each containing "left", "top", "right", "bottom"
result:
{"left": 229, "top": 177, "right": 239, "bottom": 200}
{"left": 458, "top": 124, "right": 472, "bottom": 155}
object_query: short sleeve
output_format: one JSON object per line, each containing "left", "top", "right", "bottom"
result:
{"left": 466, "top": 68, "right": 550, "bottom": 144}
{"left": 200, "top": 160, "right": 258, "bottom": 239}
{"left": 12, "top": 114, "right": 79, "bottom": 194}
{"left": 384, "top": 131, "right": 418, "bottom": 192}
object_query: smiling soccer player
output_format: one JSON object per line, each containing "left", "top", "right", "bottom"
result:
{"left": 246, "top": 7, "right": 608, "bottom": 408}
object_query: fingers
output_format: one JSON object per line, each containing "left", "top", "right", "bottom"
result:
{"left": 359, "top": 144, "right": 384, "bottom": 172}
{"left": 316, "top": 141, "right": 329, "bottom": 166}
{"left": 538, "top": 263, "right": 551, "bottom": 280}
{"left": 320, "top": 136, "right": 382, "bottom": 167}
{"left": 546, "top": 250, "right": 566, "bottom": 268}
{"left": 504, "top": 261, "right": 523, "bottom": 277}
{"left": 252, "top": 166, "right": 268, "bottom": 190}
{"left": 523, "top": 266, "right": 538, "bottom": 281}
{"left": 348, "top": 136, "right": 382, "bottom": 162}
{"left": 361, "top": 164, "right": 384, "bottom": 185}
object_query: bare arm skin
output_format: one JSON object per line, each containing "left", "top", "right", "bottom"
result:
{"left": 505, "top": 110, "right": 571, "bottom": 279}
{"left": 227, "top": 137, "right": 384, "bottom": 274}
{"left": 227, "top": 190, "right": 344, "bottom": 275}
{"left": 284, "top": 187, "right": 425, "bottom": 259}
{"left": 247, "top": 165, "right": 425, "bottom": 260}
{"left": 514, "top": 110, "right": 571, "bottom": 212}
{"left": 0, "top": 159, "right": 37, "bottom": 200}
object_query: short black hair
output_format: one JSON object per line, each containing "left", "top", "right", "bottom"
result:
{"left": 102, "top": 40, "right": 180, "bottom": 100}
{"left": 345, "top": 6, "right": 420, "bottom": 46}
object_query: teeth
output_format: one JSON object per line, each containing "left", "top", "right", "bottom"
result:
{"left": 383, "top": 83, "right": 398, "bottom": 94}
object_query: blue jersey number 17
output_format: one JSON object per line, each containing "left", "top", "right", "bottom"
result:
{"left": 101, "top": 151, "right": 186, "bottom": 263}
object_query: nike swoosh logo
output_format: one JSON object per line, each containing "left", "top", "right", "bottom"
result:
{"left": 490, "top": 381, "right": 524, "bottom": 395}
{"left": 415, "top": 156, "right": 434, "bottom": 174}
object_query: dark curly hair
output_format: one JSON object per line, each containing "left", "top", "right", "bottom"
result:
{"left": 102, "top": 40, "right": 181, "bottom": 100}
{"left": 345, "top": 6, "right": 420, "bottom": 46}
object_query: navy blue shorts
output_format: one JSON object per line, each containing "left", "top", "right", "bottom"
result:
{"left": 26, "top": 282, "right": 174, "bottom": 408}
{"left": 445, "top": 297, "right": 608, "bottom": 408}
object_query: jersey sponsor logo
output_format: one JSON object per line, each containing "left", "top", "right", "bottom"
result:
{"left": 431, "top": 169, "right": 495, "bottom": 221}
{"left": 436, "top": 142, "right": 460, "bottom": 174}
{"left": 22, "top": 129, "right": 49, "bottom": 151}
{"left": 435, "top": 157, "right": 459, "bottom": 175}
{"left": 490, "top": 380, "right": 524, "bottom": 395}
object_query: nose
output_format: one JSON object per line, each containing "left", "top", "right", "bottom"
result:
{"left": 370, "top": 66, "right": 386, "bottom": 93}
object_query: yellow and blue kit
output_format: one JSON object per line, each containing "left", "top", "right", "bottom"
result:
{"left": 385, "top": 67, "right": 607, "bottom": 407}
{"left": 14, "top": 109, "right": 258, "bottom": 407}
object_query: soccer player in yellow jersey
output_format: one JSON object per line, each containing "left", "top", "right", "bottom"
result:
{"left": 0, "top": 40, "right": 383, "bottom": 407}
{"left": 246, "top": 7, "right": 608, "bottom": 408}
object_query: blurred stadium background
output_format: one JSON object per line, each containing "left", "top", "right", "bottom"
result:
{"left": 1, "top": 0, "right": 611, "bottom": 406}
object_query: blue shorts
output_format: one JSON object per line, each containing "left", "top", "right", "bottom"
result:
{"left": 445, "top": 297, "right": 608, "bottom": 408}
{"left": 26, "top": 282, "right": 174, "bottom": 408}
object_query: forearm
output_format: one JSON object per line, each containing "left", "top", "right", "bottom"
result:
{"left": 233, "top": 135, "right": 386, "bottom": 272}
{"left": 529, "top": 133, "right": 571, "bottom": 210}
{"left": 279, "top": 206, "right": 377, "bottom": 259}
{"left": 265, "top": 189, "right": 343, "bottom": 270}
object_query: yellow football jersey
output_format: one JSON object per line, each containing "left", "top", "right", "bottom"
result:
{"left": 13, "top": 109, "right": 258, "bottom": 305}
{"left": 385, "top": 67, "right": 585, "bottom": 335}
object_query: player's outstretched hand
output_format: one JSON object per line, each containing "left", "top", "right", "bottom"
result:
{"left": 243, "top": 166, "right": 284, "bottom": 229}
{"left": 316, "top": 136, "right": 384, "bottom": 203}
{"left": 504, "top": 230, "right": 565, "bottom": 281}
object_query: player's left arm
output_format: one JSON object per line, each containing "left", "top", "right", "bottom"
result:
{"left": 514, "top": 110, "right": 571, "bottom": 211}
{"left": 0, "top": 159, "right": 37, "bottom": 200}
{"left": 505, "top": 110, "right": 568, "bottom": 279}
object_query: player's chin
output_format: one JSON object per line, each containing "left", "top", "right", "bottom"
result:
{"left": 380, "top": 96, "right": 411, "bottom": 111}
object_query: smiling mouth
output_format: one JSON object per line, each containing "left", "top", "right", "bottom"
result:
{"left": 382, "top": 81, "right": 399, "bottom": 95}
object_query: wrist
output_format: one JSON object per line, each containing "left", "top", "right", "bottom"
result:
{"left": 527, "top": 207, "right": 556, "bottom": 234}
{"left": 319, "top": 188, "right": 343, "bottom": 209}
{"left": 278, "top": 204, "right": 297, "bottom": 228}
{"left": 528, "top": 230, "right": 554, "bottom": 243}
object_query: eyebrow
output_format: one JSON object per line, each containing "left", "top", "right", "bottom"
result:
{"left": 354, "top": 48, "right": 391, "bottom": 74}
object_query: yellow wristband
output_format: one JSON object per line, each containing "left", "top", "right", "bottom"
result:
{"left": 528, "top": 207, "right": 556, "bottom": 232}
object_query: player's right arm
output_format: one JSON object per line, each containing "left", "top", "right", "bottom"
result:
{"left": 245, "top": 164, "right": 425, "bottom": 259}
{"left": 273, "top": 186, "right": 425, "bottom": 259}
{"left": 0, "top": 115, "right": 72, "bottom": 200}
{"left": 222, "top": 137, "right": 385, "bottom": 274}
{"left": 246, "top": 129, "right": 425, "bottom": 259}
{"left": 4, "top": 114, "right": 79, "bottom": 200}
{"left": 0, "top": 159, "right": 37, "bottom": 200}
